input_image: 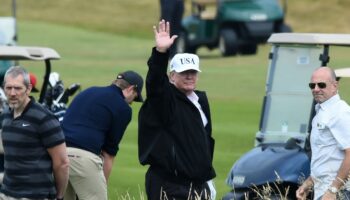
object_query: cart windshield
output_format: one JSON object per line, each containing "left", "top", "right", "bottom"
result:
{"left": 256, "top": 44, "right": 323, "bottom": 144}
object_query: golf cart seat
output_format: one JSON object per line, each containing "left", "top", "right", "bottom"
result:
{"left": 192, "top": 0, "right": 217, "bottom": 20}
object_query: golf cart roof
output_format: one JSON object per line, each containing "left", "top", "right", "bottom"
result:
{"left": 0, "top": 46, "right": 60, "bottom": 60}
{"left": 268, "top": 33, "right": 350, "bottom": 46}
{"left": 335, "top": 68, "right": 350, "bottom": 78}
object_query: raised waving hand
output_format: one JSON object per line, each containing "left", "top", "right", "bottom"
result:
{"left": 154, "top": 19, "right": 178, "bottom": 53}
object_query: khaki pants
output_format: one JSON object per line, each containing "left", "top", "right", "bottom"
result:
{"left": 64, "top": 147, "right": 107, "bottom": 200}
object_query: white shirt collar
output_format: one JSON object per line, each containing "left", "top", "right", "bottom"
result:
{"left": 187, "top": 91, "right": 208, "bottom": 126}
{"left": 187, "top": 91, "right": 199, "bottom": 102}
{"left": 316, "top": 94, "right": 340, "bottom": 112}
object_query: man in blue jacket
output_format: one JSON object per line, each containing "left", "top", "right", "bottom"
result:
{"left": 138, "top": 20, "right": 216, "bottom": 200}
{"left": 62, "top": 70, "right": 143, "bottom": 200}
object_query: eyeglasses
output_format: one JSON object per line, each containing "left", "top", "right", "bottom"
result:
{"left": 308, "top": 82, "right": 327, "bottom": 89}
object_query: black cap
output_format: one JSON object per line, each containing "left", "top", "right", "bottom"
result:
{"left": 117, "top": 70, "right": 144, "bottom": 102}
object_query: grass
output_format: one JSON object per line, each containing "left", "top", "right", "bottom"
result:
{"left": 15, "top": 20, "right": 266, "bottom": 199}
{"left": 14, "top": 20, "right": 350, "bottom": 200}
{"left": 1, "top": 0, "right": 350, "bottom": 38}
{"left": 1, "top": 0, "right": 350, "bottom": 199}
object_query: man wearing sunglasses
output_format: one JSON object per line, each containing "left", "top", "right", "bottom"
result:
{"left": 296, "top": 67, "right": 350, "bottom": 200}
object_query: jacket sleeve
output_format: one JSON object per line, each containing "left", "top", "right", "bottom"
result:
{"left": 145, "top": 47, "right": 175, "bottom": 124}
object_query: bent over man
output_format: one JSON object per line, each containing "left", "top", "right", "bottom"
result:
{"left": 62, "top": 70, "right": 144, "bottom": 200}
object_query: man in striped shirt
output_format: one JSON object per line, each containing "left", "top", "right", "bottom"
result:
{"left": 0, "top": 66, "right": 69, "bottom": 200}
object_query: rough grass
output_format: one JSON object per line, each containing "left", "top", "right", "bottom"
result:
{"left": 1, "top": 0, "right": 350, "bottom": 199}
{"left": 14, "top": 20, "right": 268, "bottom": 199}
{"left": 1, "top": 0, "right": 350, "bottom": 38}
{"left": 15, "top": 21, "right": 350, "bottom": 200}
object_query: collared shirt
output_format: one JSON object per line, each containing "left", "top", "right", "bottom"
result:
{"left": 62, "top": 84, "right": 131, "bottom": 156}
{"left": 1, "top": 97, "right": 64, "bottom": 199}
{"left": 310, "top": 94, "right": 350, "bottom": 199}
{"left": 187, "top": 91, "right": 208, "bottom": 127}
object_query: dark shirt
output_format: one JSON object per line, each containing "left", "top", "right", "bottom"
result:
{"left": 62, "top": 84, "right": 131, "bottom": 156}
{"left": 1, "top": 98, "right": 65, "bottom": 199}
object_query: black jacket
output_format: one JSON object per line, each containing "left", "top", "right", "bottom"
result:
{"left": 138, "top": 48, "right": 216, "bottom": 183}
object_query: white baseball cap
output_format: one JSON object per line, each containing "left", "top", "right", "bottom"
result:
{"left": 169, "top": 53, "right": 201, "bottom": 73}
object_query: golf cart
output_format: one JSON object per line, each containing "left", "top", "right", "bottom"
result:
{"left": 0, "top": 0, "right": 17, "bottom": 84}
{"left": 222, "top": 33, "right": 350, "bottom": 199}
{"left": 0, "top": 46, "right": 62, "bottom": 104}
{"left": 177, "top": 0, "right": 292, "bottom": 56}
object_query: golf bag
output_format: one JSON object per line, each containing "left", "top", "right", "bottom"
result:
{"left": 43, "top": 72, "right": 81, "bottom": 122}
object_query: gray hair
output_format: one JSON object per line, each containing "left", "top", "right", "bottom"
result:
{"left": 3, "top": 66, "right": 30, "bottom": 88}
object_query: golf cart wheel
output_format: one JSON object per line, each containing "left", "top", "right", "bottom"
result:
{"left": 219, "top": 28, "right": 238, "bottom": 56}
{"left": 277, "top": 23, "right": 292, "bottom": 33}
{"left": 177, "top": 32, "right": 197, "bottom": 54}
{"left": 239, "top": 43, "right": 257, "bottom": 55}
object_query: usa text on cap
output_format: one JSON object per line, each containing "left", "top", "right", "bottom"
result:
{"left": 170, "top": 53, "right": 201, "bottom": 73}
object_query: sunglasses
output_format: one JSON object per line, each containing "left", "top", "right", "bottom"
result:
{"left": 308, "top": 82, "right": 327, "bottom": 89}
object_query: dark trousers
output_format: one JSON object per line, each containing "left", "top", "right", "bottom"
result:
{"left": 159, "top": 0, "right": 184, "bottom": 58}
{"left": 146, "top": 167, "right": 211, "bottom": 200}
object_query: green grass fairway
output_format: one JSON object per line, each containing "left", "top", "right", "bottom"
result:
{"left": 16, "top": 20, "right": 350, "bottom": 199}
{"left": 1, "top": 0, "right": 350, "bottom": 37}
{"left": 18, "top": 20, "right": 267, "bottom": 199}
{"left": 2, "top": 0, "right": 350, "bottom": 197}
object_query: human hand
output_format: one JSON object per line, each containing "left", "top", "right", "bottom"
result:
{"left": 296, "top": 185, "right": 309, "bottom": 200}
{"left": 153, "top": 19, "right": 178, "bottom": 53}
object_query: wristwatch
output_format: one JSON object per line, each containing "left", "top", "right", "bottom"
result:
{"left": 328, "top": 186, "right": 338, "bottom": 194}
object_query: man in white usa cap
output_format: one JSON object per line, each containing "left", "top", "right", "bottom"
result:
{"left": 168, "top": 53, "right": 201, "bottom": 95}
{"left": 138, "top": 19, "right": 216, "bottom": 200}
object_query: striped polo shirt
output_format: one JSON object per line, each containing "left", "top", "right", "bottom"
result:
{"left": 0, "top": 98, "right": 65, "bottom": 199}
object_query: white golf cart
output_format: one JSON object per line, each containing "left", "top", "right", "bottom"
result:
{"left": 222, "top": 33, "right": 350, "bottom": 200}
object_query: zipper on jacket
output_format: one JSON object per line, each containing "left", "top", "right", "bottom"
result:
{"left": 172, "top": 145, "right": 178, "bottom": 176}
